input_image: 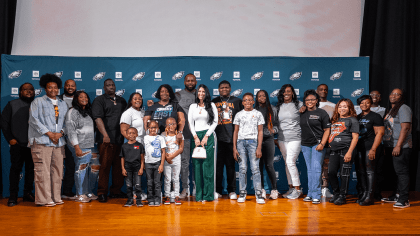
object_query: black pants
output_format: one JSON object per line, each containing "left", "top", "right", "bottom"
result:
{"left": 356, "top": 147, "right": 377, "bottom": 181}
{"left": 385, "top": 147, "right": 411, "bottom": 202}
{"left": 145, "top": 161, "right": 162, "bottom": 203}
{"left": 125, "top": 165, "right": 142, "bottom": 200}
{"left": 328, "top": 147, "right": 354, "bottom": 196}
{"left": 373, "top": 145, "right": 388, "bottom": 195}
{"left": 216, "top": 141, "right": 237, "bottom": 194}
{"left": 259, "top": 136, "right": 277, "bottom": 189}
{"left": 9, "top": 145, "right": 34, "bottom": 197}
{"left": 62, "top": 145, "right": 75, "bottom": 194}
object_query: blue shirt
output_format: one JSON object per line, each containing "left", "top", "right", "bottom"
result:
{"left": 28, "top": 95, "right": 68, "bottom": 147}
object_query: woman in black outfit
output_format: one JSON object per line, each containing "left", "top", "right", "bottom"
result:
{"left": 328, "top": 98, "right": 359, "bottom": 205}
{"left": 255, "top": 90, "right": 279, "bottom": 200}
{"left": 355, "top": 95, "right": 384, "bottom": 206}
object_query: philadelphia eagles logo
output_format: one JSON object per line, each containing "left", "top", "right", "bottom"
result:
{"left": 351, "top": 88, "right": 364, "bottom": 97}
{"left": 270, "top": 89, "right": 280, "bottom": 98}
{"left": 210, "top": 72, "right": 223, "bottom": 81}
{"left": 93, "top": 72, "right": 106, "bottom": 81}
{"left": 116, "top": 89, "right": 125, "bottom": 97}
{"left": 289, "top": 72, "right": 302, "bottom": 81}
{"left": 273, "top": 155, "right": 281, "bottom": 163}
{"left": 8, "top": 70, "right": 22, "bottom": 79}
{"left": 251, "top": 72, "right": 263, "bottom": 81}
{"left": 54, "top": 71, "right": 63, "bottom": 78}
{"left": 132, "top": 72, "right": 145, "bottom": 81}
{"left": 152, "top": 91, "right": 157, "bottom": 98}
{"left": 172, "top": 71, "right": 184, "bottom": 80}
{"left": 230, "top": 89, "right": 243, "bottom": 97}
{"left": 330, "top": 72, "right": 342, "bottom": 81}
{"left": 35, "top": 89, "right": 43, "bottom": 96}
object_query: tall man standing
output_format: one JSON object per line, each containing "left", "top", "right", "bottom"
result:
{"left": 175, "top": 73, "right": 197, "bottom": 198}
{"left": 212, "top": 80, "right": 243, "bottom": 199}
{"left": 58, "top": 79, "right": 77, "bottom": 199}
{"left": 1, "top": 83, "right": 36, "bottom": 206}
{"left": 92, "top": 79, "right": 127, "bottom": 202}
{"left": 316, "top": 84, "right": 335, "bottom": 198}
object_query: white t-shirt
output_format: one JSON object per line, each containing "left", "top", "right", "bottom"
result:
{"left": 355, "top": 105, "right": 386, "bottom": 118}
{"left": 233, "top": 109, "right": 265, "bottom": 140}
{"left": 120, "top": 107, "right": 145, "bottom": 143}
{"left": 319, "top": 101, "right": 336, "bottom": 119}
{"left": 51, "top": 98, "right": 58, "bottom": 106}
{"left": 188, "top": 103, "right": 218, "bottom": 136}
{"left": 143, "top": 135, "right": 166, "bottom": 164}
{"left": 162, "top": 132, "right": 184, "bottom": 165}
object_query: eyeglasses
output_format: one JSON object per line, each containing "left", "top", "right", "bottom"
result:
{"left": 305, "top": 99, "right": 317, "bottom": 102}
{"left": 369, "top": 94, "right": 380, "bottom": 97}
{"left": 167, "top": 123, "right": 176, "bottom": 126}
{"left": 390, "top": 93, "right": 402, "bottom": 97}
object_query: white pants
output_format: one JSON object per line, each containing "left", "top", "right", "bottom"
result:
{"left": 164, "top": 162, "right": 181, "bottom": 197}
{"left": 279, "top": 140, "right": 302, "bottom": 187}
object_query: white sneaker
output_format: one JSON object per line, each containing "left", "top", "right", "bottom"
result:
{"left": 214, "top": 192, "right": 222, "bottom": 199}
{"left": 303, "top": 196, "right": 312, "bottom": 202}
{"left": 237, "top": 191, "right": 247, "bottom": 203}
{"left": 269, "top": 190, "right": 279, "bottom": 200}
{"left": 282, "top": 187, "right": 294, "bottom": 198}
{"left": 261, "top": 189, "right": 267, "bottom": 199}
{"left": 286, "top": 189, "right": 302, "bottom": 199}
{"left": 141, "top": 193, "right": 147, "bottom": 201}
{"left": 256, "top": 191, "right": 265, "bottom": 204}
{"left": 312, "top": 199, "right": 321, "bottom": 204}
{"left": 75, "top": 195, "right": 91, "bottom": 203}
{"left": 322, "top": 187, "right": 333, "bottom": 198}
{"left": 179, "top": 188, "right": 190, "bottom": 199}
{"left": 86, "top": 193, "right": 98, "bottom": 200}
{"left": 229, "top": 192, "right": 237, "bottom": 200}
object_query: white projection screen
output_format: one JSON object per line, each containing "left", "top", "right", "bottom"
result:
{"left": 12, "top": 0, "right": 363, "bottom": 57}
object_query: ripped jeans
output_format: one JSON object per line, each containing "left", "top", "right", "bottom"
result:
{"left": 67, "top": 145, "right": 100, "bottom": 196}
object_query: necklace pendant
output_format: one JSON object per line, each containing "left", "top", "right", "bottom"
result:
{"left": 222, "top": 104, "right": 226, "bottom": 109}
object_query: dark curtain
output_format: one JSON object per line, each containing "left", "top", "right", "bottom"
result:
{"left": 360, "top": 0, "right": 420, "bottom": 191}
{"left": 0, "top": 0, "right": 18, "bottom": 198}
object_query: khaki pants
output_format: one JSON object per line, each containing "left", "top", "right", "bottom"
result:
{"left": 31, "top": 143, "right": 64, "bottom": 205}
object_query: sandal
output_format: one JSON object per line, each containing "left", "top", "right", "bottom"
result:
{"left": 40, "top": 202, "right": 56, "bottom": 207}
{"left": 55, "top": 200, "right": 64, "bottom": 205}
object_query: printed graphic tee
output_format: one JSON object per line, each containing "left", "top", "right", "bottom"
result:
{"left": 119, "top": 141, "right": 145, "bottom": 171}
{"left": 357, "top": 111, "right": 384, "bottom": 150}
{"left": 162, "top": 132, "right": 184, "bottom": 165}
{"left": 212, "top": 96, "right": 243, "bottom": 143}
{"left": 329, "top": 117, "right": 359, "bottom": 151}
{"left": 300, "top": 108, "right": 331, "bottom": 147}
{"left": 233, "top": 109, "right": 265, "bottom": 140}
{"left": 383, "top": 104, "right": 412, "bottom": 148}
{"left": 144, "top": 135, "right": 167, "bottom": 163}
{"left": 145, "top": 101, "right": 183, "bottom": 134}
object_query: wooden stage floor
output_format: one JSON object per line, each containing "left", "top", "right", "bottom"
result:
{"left": 1, "top": 192, "right": 420, "bottom": 235}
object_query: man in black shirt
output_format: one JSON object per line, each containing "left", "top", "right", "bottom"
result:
{"left": 1, "top": 83, "right": 36, "bottom": 206}
{"left": 58, "top": 79, "right": 77, "bottom": 199}
{"left": 212, "top": 80, "right": 243, "bottom": 199}
{"left": 92, "top": 79, "right": 127, "bottom": 202}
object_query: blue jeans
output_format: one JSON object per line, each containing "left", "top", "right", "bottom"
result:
{"left": 237, "top": 139, "right": 261, "bottom": 194}
{"left": 302, "top": 145, "right": 325, "bottom": 199}
{"left": 67, "top": 145, "right": 100, "bottom": 196}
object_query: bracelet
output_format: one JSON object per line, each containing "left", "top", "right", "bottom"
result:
{"left": 320, "top": 143, "right": 325, "bottom": 147}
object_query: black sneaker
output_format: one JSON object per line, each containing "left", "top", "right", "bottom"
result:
{"left": 329, "top": 194, "right": 339, "bottom": 203}
{"left": 393, "top": 200, "right": 410, "bottom": 208}
{"left": 124, "top": 199, "right": 134, "bottom": 207}
{"left": 382, "top": 194, "right": 399, "bottom": 203}
{"left": 136, "top": 200, "right": 143, "bottom": 207}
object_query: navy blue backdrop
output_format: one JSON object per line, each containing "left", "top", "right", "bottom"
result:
{"left": 1, "top": 55, "right": 369, "bottom": 197}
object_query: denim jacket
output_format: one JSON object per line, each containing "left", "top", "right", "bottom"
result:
{"left": 28, "top": 95, "right": 68, "bottom": 147}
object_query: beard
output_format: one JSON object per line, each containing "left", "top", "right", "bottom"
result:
{"left": 64, "top": 89, "right": 76, "bottom": 96}
{"left": 20, "top": 96, "right": 35, "bottom": 103}
{"left": 185, "top": 85, "right": 196, "bottom": 92}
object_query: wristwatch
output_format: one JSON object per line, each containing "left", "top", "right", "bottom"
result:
{"left": 178, "top": 131, "right": 183, "bottom": 134}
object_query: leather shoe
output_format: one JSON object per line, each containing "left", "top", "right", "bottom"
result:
{"left": 23, "top": 193, "right": 36, "bottom": 202}
{"left": 98, "top": 194, "right": 108, "bottom": 203}
{"left": 8, "top": 198, "right": 18, "bottom": 207}
{"left": 109, "top": 192, "right": 127, "bottom": 199}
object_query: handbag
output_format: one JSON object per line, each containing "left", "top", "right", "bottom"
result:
{"left": 192, "top": 146, "right": 207, "bottom": 159}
